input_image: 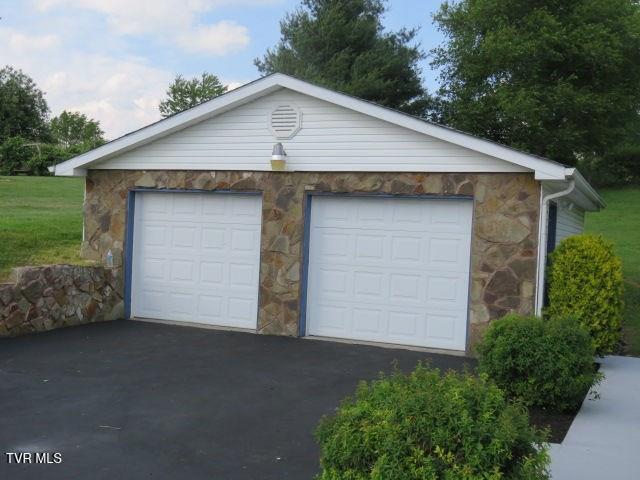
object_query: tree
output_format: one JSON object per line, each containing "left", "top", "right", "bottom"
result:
{"left": 50, "top": 111, "right": 105, "bottom": 150}
{"left": 159, "top": 73, "right": 227, "bottom": 117}
{"left": 0, "top": 66, "right": 49, "bottom": 143}
{"left": 255, "top": 0, "right": 430, "bottom": 115}
{"left": 431, "top": 0, "right": 640, "bottom": 165}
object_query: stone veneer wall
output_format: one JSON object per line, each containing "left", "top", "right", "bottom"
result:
{"left": 0, "top": 265, "right": 123, "bottom": 337}
{"left": 82, "top": 170, "right": 540, "bottom": 348}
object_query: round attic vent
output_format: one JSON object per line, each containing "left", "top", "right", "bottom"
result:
{"left": 269, "top": 104, "right": 302, "bottom": 139}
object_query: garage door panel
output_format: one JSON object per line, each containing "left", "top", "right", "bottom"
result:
{"left": 167, "top": 291, "right": 196, "bottom": 316}
{"left": 140, "top": 258, "right": 166, "bottom": 281}
{"left": 141, "top": 194, "right": 170, "bottom": 216}
{"left": 138, "top": 289, "right": 165, "bottom": 314}
{"left": 310, "top": 266, "right": 350, "bottom": 300}
{"left": 171, "top": 225, "right": 197, "bottom": 248}
{"left": 231, "top": 195, "right": 263, "bottom": 217}
{"left": 306, "top": 196, "right": 472, "bottom": 350}
{"left": 311, "top": 304, "right": 349, "bottom": 333}
{"left": 355, "top": 233, "right": 385, "bottom": 260}
{"left": 172, "top": 194, "right": 199, "bottom": 215}
{"left": 352, "top": 308, "right": 383, "bottom": 334}
{"left": 389, "top": 273, "right": 423, "bottom": 302}
{"left": 426, "top": 312, "right": 458, "bottom": 341}
{"left": 426, "top": 274, "right": 467, "bottom": 306}
{"left": 141, "top": 225, "right": 167, "bottom": 246}
{"left": 168, "top": 259, "right": 195, "bottom": 284}
{"left": 132, "top": 192, "right": 262, "bottom": 328}
{"left": 390, "top": 235, "right": 422, "bottom": 262}
{"left": 230, "top": 228, "right": 261, "bottom": 253}
{"left": 200, "top": 261, "right": 225, "bottom": 285}
{"left": 201, "top": 227, "right": 226, "bottom": 250}
{"left": 353, "top": 270, "right": 385, "bottom": 298}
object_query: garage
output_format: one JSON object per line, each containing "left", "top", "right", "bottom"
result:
{"left": 304, "top": 196, "right": 473, "bottom": 350}
{"left": 48, "top": 73, "right": 605, "bottom": 351}
{"left": 130, "top": 191, "right": 262, "bottom": 329}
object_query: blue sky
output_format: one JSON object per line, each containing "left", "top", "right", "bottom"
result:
{"left": 0, "top": 0, "right": 445, "bottom": 138}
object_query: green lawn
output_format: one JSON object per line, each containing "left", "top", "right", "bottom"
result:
{"left": 585, "top": 187, "right": 640, "bottom": 356}
{"left": 0, "top": 175, "right": 87, "bottom": 280}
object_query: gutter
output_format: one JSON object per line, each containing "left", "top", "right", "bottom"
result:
{"left": 534, "top": 178, "right": 575, "bottom": 315}
{"left": 565, "top": 167, "right": 606, "bottom": 210}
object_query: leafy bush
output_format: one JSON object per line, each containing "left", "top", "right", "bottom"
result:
{"left": 478, "top": 314, "right": 600, "bottom": 412}
{"left": 27, "top": 143, "right": 73, "bottom": 175}
{"left": 0, "top": 136, "right": 31, "bottom": 175}
{"left": 315, "top": 365, "right": 549, "bottom": 480}
{"left": 547, "top": 234, "right": 624, "bottom": 354}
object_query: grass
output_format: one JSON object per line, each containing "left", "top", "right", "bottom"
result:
{"left": 585, "top": 187, "right": 640, "bottom": 356}
{"left": 0, "top": 175, "right": 88, "bottom": 280}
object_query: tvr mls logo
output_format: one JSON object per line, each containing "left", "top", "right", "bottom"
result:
{"left": 6, "top": 452, "right": 63, "bottom": 464}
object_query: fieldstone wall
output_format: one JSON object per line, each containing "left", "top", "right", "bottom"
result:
{"left": 82, "top": 170, "right": 540, "bottom": 348}
{"left": 0, "top": 265, "right": 123, "bottom": 337}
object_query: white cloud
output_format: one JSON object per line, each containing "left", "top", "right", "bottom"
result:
{"left": 33, "top": 0, "right": 283, "bottom": 54}
{"left": 1, "top": 26, "right": 171, "bottom": 138}
{"left": 35, "top": 0, "right": 198, "bottom": 35}
{"left": 2, "top": 28, "right": 59, "bottom": 53}
{"left": 43, "top": 55, "right": 172, "bottom": 138}
{"left": 0, "top": 2, "right": 267, "bottom": 139}
{"left": 176, "top": 21, "right": 250, "bottom": 55}
{"left": 226, "top": 81, "right": 245, "bottom": 91}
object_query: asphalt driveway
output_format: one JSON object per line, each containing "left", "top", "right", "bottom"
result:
{"left": 0, "top": 321, "right": 473, "bottom": 479}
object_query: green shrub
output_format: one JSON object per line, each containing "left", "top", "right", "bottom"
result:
{"left": 478, "top": 314, "right": 600, "bottom": 412}
{"left": 27, "top": 143, "right": 73, "bottom": 175}
{"left": 0, "top": 136, "right": 31, "bottom": 175}
{"left": 315, "top": 365, "right": 549, "bottom": 480}
{"left": 547, "top": 234, "right": 624, "bottom": 354}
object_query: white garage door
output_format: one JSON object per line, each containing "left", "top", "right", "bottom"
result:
{"left": 131, "top": 192, "right": 262, "bottom": 329}
{"left": 305, "top": 196, "right": 473, "bottom": 350}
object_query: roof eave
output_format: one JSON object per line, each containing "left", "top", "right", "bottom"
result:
{"left": 564, "top": 167, "right": 605, "bottom": 210}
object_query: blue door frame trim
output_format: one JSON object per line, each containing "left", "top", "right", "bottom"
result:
{"left": 298, "top": 194, "right": 313, "bottom": 336}
{"left": 123, "top": 187, "right": 263, "bottom": 320}
{"left": 543, "top": 201, "right": 558, "bottom": 308}
{"left": 123, "top": 190, "right": 136, "bottom": 319}
{"left": 298, "top": 191, "right": 474, "bottom": 337}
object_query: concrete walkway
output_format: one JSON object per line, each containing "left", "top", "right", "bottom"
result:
{"left": 550, "top": 356, "right": 640, "bottom": 479}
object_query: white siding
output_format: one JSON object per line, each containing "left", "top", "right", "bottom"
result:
{"left": 96, "top": 89, "right": 528, "bottom": 173}
{"left": 555, "top": 202, "right": 585, "bottom": 245}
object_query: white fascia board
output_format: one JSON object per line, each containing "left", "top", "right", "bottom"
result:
{"left": 54, "top": 77, "right": 284, "bottom": 176}
{"left": 54, "top": 72, "right": 569, "bottom": 180}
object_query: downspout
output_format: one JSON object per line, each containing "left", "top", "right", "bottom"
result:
{"left": 534, "top": 179, "right": 575, "bottom": 315}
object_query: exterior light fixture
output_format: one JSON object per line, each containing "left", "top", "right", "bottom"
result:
{"left": 271, "top": 143, "right": 286, "bottom": 171}
{"left": 105, "top": 249, "right": 114, "bottom": 268}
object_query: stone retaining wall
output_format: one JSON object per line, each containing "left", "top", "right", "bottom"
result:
{"left": 0, "top": 265, "right": 124, "bottom": 337}
{"left": 83, "top": 170, "right": 541, "bottom": 348}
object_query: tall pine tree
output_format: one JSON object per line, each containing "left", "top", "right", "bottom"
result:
{"left": 255, "top": 0, "right": 430, "bottom": 115}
